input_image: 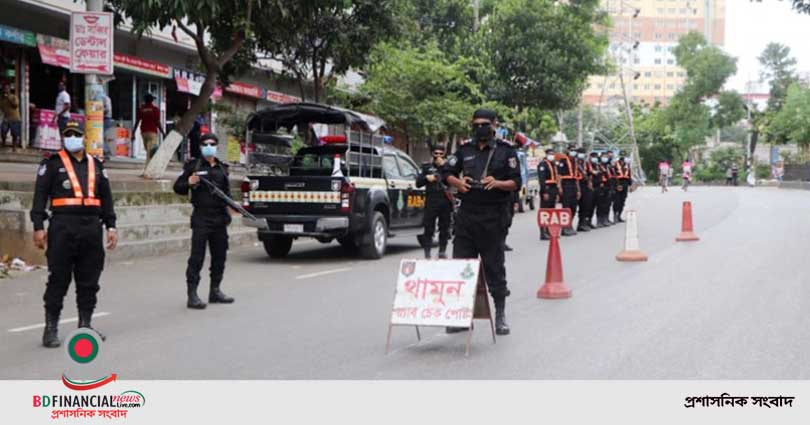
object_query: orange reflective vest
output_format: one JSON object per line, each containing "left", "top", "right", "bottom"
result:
{"left": 559, "top": 156, "right": 577, "bottom": 180}
{"left": 543, "top": 159, "right": 558, "bottom": 184}
{"left": 615, "top": 162, "right": 631, "bottom": 179}
{"left": 51, "top": 150, "right": 101, "bottom": 207}
{"left": 574, "top": 158, "right": 584, "bottom": 181}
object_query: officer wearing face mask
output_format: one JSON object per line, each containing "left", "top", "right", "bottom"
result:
{"left": 174, "top": 134, "right": 235, "bottom": 309}
{"left": 538, "top": 148, "right": 559, "bottom": 241}
{"left": 416, "top": 142, "right": 453, "bottom": 259}
{"left": 576, "top": 148, "right": 595, "bottom": 232}
{"left": 606, "top": 150, "right": 617, "bottom": 225}
{"left": 557, "top": 144, "right": 580, "bottom": 236}
{"left": 30, "top": 121, "right": 118, "bottom": 348}
{"left": 612, "top": 152, "right": 633, "bottom": 223}
{"left": 442, "top": 108, "right": 521, "bottom": 336}
{"left": 584, "top": 152, "right": 603, "bottom": 228}
{"left": 595, "top": 152, "right": 613, "bottom": 227}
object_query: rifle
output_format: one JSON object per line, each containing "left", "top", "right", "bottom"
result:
{"left": 197, "top": 176, "right": 269, "bottom": 230}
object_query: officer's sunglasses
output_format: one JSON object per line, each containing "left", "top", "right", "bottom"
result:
{"left": 63, "top": 131, "right": 82, "bottom": 138}
{"left": 201, "top": 141, "right": 218, "bottom": 146}
{"left": 433, "top": 151, "right": 445, "bottom": 157}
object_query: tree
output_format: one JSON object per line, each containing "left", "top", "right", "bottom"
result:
{"left": 768, "top": 83, "right": 810, "bottom": 147}
{"left": 712, "top": 91, "right": 746, "bottom": 129}
{"left": 257, "top": 1, "right": 399, "bottom": 103}
{"left": 108, "top": 0, "right": 271, "bottom": 178}
{"left": 758, "top": 42, "right": 798, "bottom": 111}
{"left": 397, "top": 0, "right": 476, "bottom": 57}
{"left": 483, "top": 0, "right": 609, "bottom": 110}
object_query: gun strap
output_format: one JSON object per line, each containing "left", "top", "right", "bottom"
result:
{"left": 480, "top": 145, "right": 497, "bottom": 181}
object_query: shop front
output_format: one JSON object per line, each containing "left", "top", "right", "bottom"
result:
{"left": 0, "top": 24, "right": 36, "bottom": 148}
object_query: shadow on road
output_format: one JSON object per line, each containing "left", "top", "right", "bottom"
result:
{"left": 236, "top": 241, "right": 424, "bottom": 264}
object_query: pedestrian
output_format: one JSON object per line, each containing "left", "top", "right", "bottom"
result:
{"left": 416, "top": 142, "right": 454, "bottom": 259}
{"left": 595, "top": 152, "right": 612, "bottom": 227}
{"left": 442, "top": 108, "right": 521, "bottom": 335}
{"left": 538, "top": 147, "right": 559, "bottom": 240}
{"left": 667, "top": 165, "right": 673, "bottom": 186}
{"left": 0, "top": 81, "right": 21, "bottom": 149}
{"left": 681, "top": 159, "right": 692, "bottom": 191}
{"left": 612, "top": 152, "right": 632, "bottom": 223}
{"left": 132, "top": 93, "right": 165, "bottom": 167}
{"left": 52, "top": 81, "right": 72, "bottom": 144}
{"left": 658, "top": 160, "right": 670, "bottom": 193}
{"left": 188, "top": 114, "right": 205, "bottom": 160}
{"left": 731, "top": 163, "right": 739, "bottom": 186}
{"left": 557, "top": 144, "right": 580, "bottom": 236}
{"left": 30, "top": 121, "right": 118, "bottom": 347}
{"left": 173, "top": 134, "right": 235, "bottom": 309}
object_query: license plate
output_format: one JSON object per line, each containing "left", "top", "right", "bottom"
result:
{"left": 283, "top": 224, "right": 304, "bottom": 233}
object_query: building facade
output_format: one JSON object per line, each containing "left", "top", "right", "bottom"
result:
{"left": 583, "top": 0, "right": 726, "bottom": 107}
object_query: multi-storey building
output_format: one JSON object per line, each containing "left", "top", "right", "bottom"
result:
{"left": 583, "top": 0, "right": 726, "bottom": 107}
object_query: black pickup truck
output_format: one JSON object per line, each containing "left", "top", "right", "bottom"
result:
{"left": 241, "top": 103, "right": 426, "bottom": 259}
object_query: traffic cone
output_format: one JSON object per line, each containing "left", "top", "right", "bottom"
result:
{"left": 675, "top": 201, "right": 700, "bottom": 242}
{"left": 537, "top": 233, "right": 572, "bottom": 299}
{"left": 616, "top": 210, "right": 648, "bottom": 261}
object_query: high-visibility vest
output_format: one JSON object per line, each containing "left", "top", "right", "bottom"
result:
{"left": 616, "top": 162, "right": 631, "bottom": 179}
{"left": 559, "top": 156, "right": 577, "bottom": 180}
{"left": 574, "top": 159, "right": 584, "bottom": 180}
{"left": 51, "top": 150, "right": 101, "bottom": 207}
{"left": 542, "top": 159, "right": 557, "bottom": 184}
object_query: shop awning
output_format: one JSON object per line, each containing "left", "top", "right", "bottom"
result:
{"left": 114, "top": 53, "right": 172, "bottom": 79}
{"left": 173, "top": 68, "right": 223, "bottom": 99}
{"left": 0, "top": 24, "right": 36, "bottom": 47}
{"left": 36, "top": 34, "right": 70, "bottom": 69}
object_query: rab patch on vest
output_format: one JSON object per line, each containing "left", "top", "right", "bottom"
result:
{"left": 62, "top": 180, "right": 72, "bottom": 190}
{"left": 447, "top": 156, "right": 457, "bottom": 166}
{"left": 508, "top": 157, "right": 517, "bottom": 168}
{"left": 38, "top": 165, "right": 47, "bottom": 176}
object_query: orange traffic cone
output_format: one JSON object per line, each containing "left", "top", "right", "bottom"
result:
{"left": 537, "top": 231, "right": 572, "bottom": 299}
{"left": 616, "top": 210, "right": 648, "bottom": 261}
{"left": 676, "top": 201, "right": 700, "bottom": 242}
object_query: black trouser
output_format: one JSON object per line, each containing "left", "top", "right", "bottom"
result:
{"left": 607, "top": 181, "right": 617, "bottom": 217}
{"left": 539, "top": 185, "right": 558, "bottom": 209}
{"left": 453, "top": 203, "right": 511, "bottom": 300}
{"left": 561, "top": 180, "right": 578, "bottom": 217}
{"left": 613, "top": 180, "right": 630, "bottom": 217}
{"left": 420, "top": 198, "right": 453, "bottom": 251}
{"left": 595, "top": 183, "right": 611, "bottom": 219}
{"left": 578, "top": 180, "right": 595, "bottom": 226}
{"left": 44, "top": 215, "right": 105, "bottom": 315}
{"left": 186, "top": 225, "right": 229, "bottom": 289}
{"left": 732, "top": 175, "right": 738, "bottom": 186}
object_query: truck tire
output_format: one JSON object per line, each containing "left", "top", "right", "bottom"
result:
{"left": 263, "top": 235, "right": 293, "bottom": 258}
{"left": 360, "top": 212, "right": 387, "bottom": 259}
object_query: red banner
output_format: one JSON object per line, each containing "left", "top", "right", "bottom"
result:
{"left": 225, "top": 81, "right": 263, "bottom": 99}
{"left": 114, "top": 53, "right": 171, "bottom": 79}
{"left": 36, "top": 34, "right": 71, "bottom": 69}
{"left": 265, "top": 90, "right": 300, "bottom": 104}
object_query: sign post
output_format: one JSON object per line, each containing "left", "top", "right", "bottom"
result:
{"left": 70, "top": 7, "right": 113, "bottom": 159}
{"left": 386, "top": 259, "right": 495, "bottom": 357}
{"left": 537, "top": 208, "right": 573, "bottom": 299}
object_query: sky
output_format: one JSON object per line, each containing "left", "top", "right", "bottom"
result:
{"left": 725, "top": 0, "right": 810, "bottom": 92}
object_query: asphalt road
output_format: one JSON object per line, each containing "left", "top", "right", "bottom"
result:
{"left": 1, "top": 186, "right": 808, "bottom": 379}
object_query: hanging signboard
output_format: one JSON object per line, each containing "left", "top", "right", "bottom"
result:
{"left": 114, "top": 53, "right": 172, "bottom": 79}
{"left": 37, "top": 35, "right": 71, "bottom": 69}
{"left": 386, "top": 259, "right": 496, "bottom": 356}
{"left": 0, "top": 24, "right": 36, "bottom": 47}
{"left": 265, "top": 90, "right": 301, "bottom": 104}
{"left": 173, "top": 68, "right": 222, "bottom": 99}
{"left": 224, "top": 81, "right": 263, "bottom": 99}
{"left": 70, "top": 12, "right": 114, "bottom": 75}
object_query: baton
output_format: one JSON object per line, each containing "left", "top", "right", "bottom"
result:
{"left": 197, "top": 176, "right": 269, "bottom": 229}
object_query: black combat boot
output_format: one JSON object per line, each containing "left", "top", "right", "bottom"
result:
{"left": 576, "top": 221, "right": 591, "bottom": 232}
{"left": 437, "top": 244, "right": 448, "bottom": 259}
{"left": 494, "top": 298, "right": 510, "bottom": 336}
{"left": 562, "top": 227, "right": 577, "bottom": 237}
{"left": 209, "top": 281, "right": 234, "bottom": 304}
{"left": 596, "top": 217, "right": 608, "bottom": 228}
{"left": 187, "top": 284, "right": 207, "bottom": 309}
{"left": 540, "top": 228, "right": 550, "bottom": 240}
{"left": 42, "top": 311, "right": 60, "bottom": 348}
{"left": 616, "top": 215, "right": 625, "bottom": 223}
{"left": 504, "top": 243, "right": 514, "bottom": 252}
{"left": 78, "top": 310, "right": 106, "bottom": 341}
{"left": 423, "top": 246, "right": 432, "bottom": 259}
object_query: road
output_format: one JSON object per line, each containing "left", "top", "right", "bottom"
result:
{"left": 1, "top": 186, "right": 808, "bottom": 379}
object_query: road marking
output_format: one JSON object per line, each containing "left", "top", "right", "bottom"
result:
{"left": 295, "top": 267, "right": 352, "bottom": 280}
{"left": 8, "top": 312, "right": 111, "bottom": 333}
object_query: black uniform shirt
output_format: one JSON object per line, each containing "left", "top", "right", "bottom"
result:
{"left": 537, "top": 158, "right": 557, "bottom": 191}
{"left": 174, "top": 158, "right": 232, "bottom": 226}
{"left": 442, "top": 138, "right": 521, "bottom": 205}
{"left": 30, "top": 152, "right": 116, "bottom": 231}
{"left": 416, "top": 162, "right": 447, "bottom": 195}
{"left": 557, "top": 155, "right": 576, "bottom": 182}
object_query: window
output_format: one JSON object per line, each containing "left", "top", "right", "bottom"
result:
{"left": 644, "top": 84, "right": 651, "bottom": 90}
{"left": 382, "top": 155, "right": 402, "bottom": 179}
{"left": 654, "top": 58, "right": 662, "bottom": 64}
{"left": 655, "top": 45, "right": 662, "bottom": 52}
{"left": 633, "top": 84, "right": 639, "bottom": 90}
{"left": 667, "top": 59, "right": 675, "bottom": 65}
{"left": 667, "top": 84, "right": 674, "bottom": 90}
{"left": 668, "top": 8, "right": 675, "bottom": 13}
{"left": 654, "top": 84, "right": 662, "bottom": 90}
{"left": 657, "top": 8, "right": 664, "bottom": 14}
{"left": 644, "top": 71, "right": 652, "bottom": 77}
{"left": 667, "top": 33, "right": 677, "bottom": 40}
{"left": 655, "top": 33, "right": 662, "bottom": 40}
{"left": 677, "top": 72, "right": 685, "bottom": 77}
{"left": 396, "top": 154, "right": 420, "bottom": 179}
{"left": 634, "top": 58, "right": 640, "bottom": 64}
{"left": 667, "top": 72, "right": 674, "bottom": 77}
{"left": 667, "top": 46, "right": 674, "bottom": 52}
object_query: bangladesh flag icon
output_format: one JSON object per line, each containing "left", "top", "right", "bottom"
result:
{"left": 66, "top": 331, "right": 101, "bottom": 364}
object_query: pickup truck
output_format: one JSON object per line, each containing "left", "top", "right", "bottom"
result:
{"left": 241, "top": 103, "right": 426, "bottom": 259}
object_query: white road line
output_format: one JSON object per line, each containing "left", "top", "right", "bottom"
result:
{"left": 295, "top": 268, "right": 352, "bottom": 280}
{"left": 7, "top": 312, "right": 111, "bottom": 333}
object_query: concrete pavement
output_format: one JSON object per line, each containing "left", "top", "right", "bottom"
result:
{"left": 1, "top": 186, "right": 808, "bottom": 379}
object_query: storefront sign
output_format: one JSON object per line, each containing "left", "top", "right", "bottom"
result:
{"left": 225, "top": 81, "right": 263, "bottom": 99}
{"left": 265, "top": 90, "right": 300, "bottom": 104}
{"left": 31, "top": 109, "right": 85, "bottom": 151}
{"left": 173, "top": 68, "right": 222, "bottom": 99}
{"left": 114, "top": 53, "right": 172, "bottom": 79}
{"left": 70, "top": 12, "right": 114, "bottom": 74}
{"left": 0, "top": 24, "right": 36, "bottom": 47}
{"left": 37, "top": 35, "right": 71, "bottom": 69}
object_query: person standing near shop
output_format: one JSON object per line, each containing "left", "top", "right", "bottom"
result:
{"left": 132, "top": 93, "right": 165, "bottom": 166}
{"left": 538, "top": 147, "right": 559, "bottom": 241}
{"left": 416, "top": 142, "right": 453, "bottom": 259}
{"left": 52, "top": 82, "right": 71, "bottom": 144}
{"left": 0, "top": 81, "right": 21, "bottom": 149}
{"left": 442, "top": 108, "right": 520, "bottom": 335}
{"left": 30, "top": 121, "right": 118, "bottom": 348}
{"left": 173, "top": 134, "right": 235, "bottom": 310}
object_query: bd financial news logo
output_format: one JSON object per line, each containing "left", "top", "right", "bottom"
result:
{"left": 31, "top": 329, "right": 146, "bottom": 420}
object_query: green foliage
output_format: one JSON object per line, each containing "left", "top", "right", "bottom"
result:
{"left": 694, "top": 147, "right": 744, "bottom": 182}
{"left": 712, "top": 91, "right": 746, "bottom": 129}
{"left": 768, "top": 83, "right": 810, "bottom": 146}
{"left": 756, "top": 163, "right": 771, "bottom": 179}
{"left": 483, "top": 0, "right": 609, "bottom": 110}
{"left": 397, "top": 0, "right": 476, "bottom": 57}
{"left": 673, "top": 32, "right": 738, "bottom": 103}
{"left": 758, "top": 42, "right": 798, "bottom": 112}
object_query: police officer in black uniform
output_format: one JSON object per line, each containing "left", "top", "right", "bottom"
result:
{"left": 30, "top": 121, "right": 118, "bottom": 348}
{"left": 416, "top": 142, "right": 453, "bottom": 259}
{"left": 583, "top": 151, "right": 602, "bottom": 229}
{"left": 612, "top": 152, "right": 633, "bottom": 222}
{"left": 174, "top": 134, "right": 235, "bottom": 309}
{"left": 595, "top": 152, "right": 612, "bottom": 227}
{"left": 442, "top": 108, "right": 521, "bottom": 335}
{"left": 538, "top": 147, "right": 559, "bottom": 240}
{"left": 576, "top": 147, "right": 595, "bottom": 232}
{"left": 557, "top": 144, "right": 580, "bottom": 236}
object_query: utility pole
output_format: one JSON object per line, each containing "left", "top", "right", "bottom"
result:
{"left": 577, "top": 102, "right": 583, "bottom": 147}
{"left": 84, "top": 0, "right": 107, "bottom": 158}
{"left": 473, "top": 0, "right": 480, "bottom": 31}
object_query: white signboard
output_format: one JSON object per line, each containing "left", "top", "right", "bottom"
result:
{"left": 390, "top": 259, "right": 481, "bottom": 328}
{"left": 70, "top": 12, "right": 114, "bottom": 75}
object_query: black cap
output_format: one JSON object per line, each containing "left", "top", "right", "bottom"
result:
{"left": 590, "top": 152, "right": 598, "bottom": 157}
{"left": 61, "top": 120, "right": 84, "bottom": 136}
{"left": 144, "top": 93, "right": 155, "bottom": 102}
{"left": 431, "top": 143, "right": 446, "bottom": 152}
{"left": 200, "top": 133, "right": 219, "bottom": 145}
{"left": 472, "top": 108, "right": 497, "bottom": 121}
{"left": 545, "top": 148, "right": 555, "bottom": 154}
